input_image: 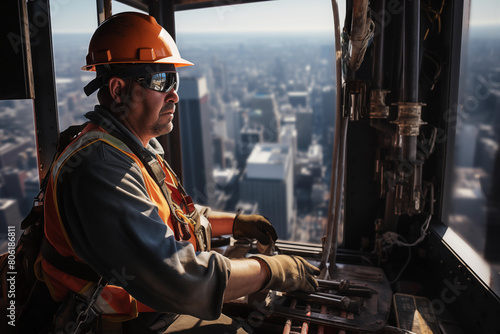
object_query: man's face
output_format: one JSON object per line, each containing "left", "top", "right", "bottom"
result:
{"left": 118, "top": 76, "right": 179, "bottom": 146}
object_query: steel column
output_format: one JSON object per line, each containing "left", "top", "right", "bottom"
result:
{"left": 27, "top": 0, "right": 60, "bottom": 182}
{"left": 149, "top": 0, "right": 184, "bottom": 181}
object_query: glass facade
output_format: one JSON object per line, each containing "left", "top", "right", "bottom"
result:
{"left": 446, "top": 0, "right": 500, "bottom": 294}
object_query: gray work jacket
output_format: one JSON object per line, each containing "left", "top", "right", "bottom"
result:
{"left": 56, "top": 105, "right": 231, "bottom": 320}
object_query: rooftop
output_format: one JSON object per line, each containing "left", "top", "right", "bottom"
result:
{"left": 246, "top": 143, "right": 291, "bottom": 180}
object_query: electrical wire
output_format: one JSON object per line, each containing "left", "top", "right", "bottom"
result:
{"left": 422, "top": 0, "right": 446, "bottom": 40}
{"left": 389, "top": 239, "right": 412, "bottom": 285}
{"left": 381, "top": 215, "right": 432, "bottom": 284}
{"left": 396, "top": 214, "right": 432, "bottom": 247}
{"left": 382, "top": 214, "right": 432, "bottom": 248}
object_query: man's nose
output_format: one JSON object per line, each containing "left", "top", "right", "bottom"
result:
{"left": 166, "top": 90, "right": 179, "bottom": 104}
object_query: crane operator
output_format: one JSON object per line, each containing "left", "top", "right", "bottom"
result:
{"left": 36, "top": 12, "right": 319, "bottom": 333}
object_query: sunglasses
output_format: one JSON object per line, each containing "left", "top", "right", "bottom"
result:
{"left": 134, "top": 72, "right": 179, "bottom": 93}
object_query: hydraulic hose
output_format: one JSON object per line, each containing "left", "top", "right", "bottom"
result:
{"left": 402, "top": 0, "right": 421, "bottom": 103}
{"left": 372, "top": 0, "right": 386, "bottom": 90}
{"left": 320, "top": 0, "right": 343, "bottom": 278}
{"left": 328, "top": 116, "right": 349, "bottom": 278}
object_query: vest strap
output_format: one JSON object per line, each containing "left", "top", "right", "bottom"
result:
{"left": 105, "top": 128, "right": 200, "bottom": 244}
{"left": 41, "top": 238, "right": 102, "bottom": 283}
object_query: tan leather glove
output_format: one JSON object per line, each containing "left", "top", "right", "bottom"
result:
{"left": 233, "top": 214, "right": 278, "bottom": 245}
{"left": 254, "top": 254, "right": 320, "bottom": 293}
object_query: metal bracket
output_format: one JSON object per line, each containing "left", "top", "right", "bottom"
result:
{"left": 391, "top": 102, "right": 427, "bottom": 136}
{"left": 369, "top": 89, "right": 390, "bottom": 119}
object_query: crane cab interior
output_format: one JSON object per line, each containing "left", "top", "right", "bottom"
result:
{"left": 1, "top": 0, "right": 500, "bottom": 333}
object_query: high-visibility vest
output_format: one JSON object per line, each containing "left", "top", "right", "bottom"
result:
{"left": 36, "top": 123, "right": 201, "bottom": 320}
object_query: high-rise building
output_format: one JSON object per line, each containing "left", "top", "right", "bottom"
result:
{"left": 0, "top": 137, "right": 33, "bottom": 169}
{"left": 288, "top": 91, "right": 309, "bottom": 108}
{"left": 321, "top": 86, "right": 336, "bottom": 158}
{"left": 0, "top": 198, "right": 21, "bottom": 238}
{"left": 224, "top": 102, "right": 244, "bottom": 144}
{"left": 280, "top": 120, "right": 297, "bottom": 176}
{"left": 212, "top": 58, "right": 228, "bottom": 100}
{"left": 178, "top": 76, "right": 215, "bottom": 206}
{"left": 249, "top": 93, "right": 281, "bottom": 143}
{"left": 0, "top": 168, "right": 27, "bottom": 212}
{"left": 240, "top": 144, "right": 294, "bottom": 239}
{"left": 238, "top": 125, "right": 263, "bottom": 169}
{"left": 213, "top": 136, "right": 226, "bottom": 169}
{"left": 295, "top": 107, "right": 314, "bottom": 151}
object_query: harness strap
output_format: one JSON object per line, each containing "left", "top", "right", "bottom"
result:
{"left": 40, "top": 238, "right": 102, "bottom": 283}
{"left": 106, "top": 129, "right": 194, "bottom": 242}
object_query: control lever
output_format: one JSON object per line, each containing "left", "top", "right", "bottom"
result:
{"left": 285, "top": 291, "right": 363, "bottom": 314}
{"left": 317, "top": 279, "right": 374, "bottom": 298}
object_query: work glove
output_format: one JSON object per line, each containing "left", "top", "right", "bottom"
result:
{"left": 254, "top": 254, "right": 320, "bottom": 293}
{"left": 233, "top": 214, "right": 278, "bottom": 245}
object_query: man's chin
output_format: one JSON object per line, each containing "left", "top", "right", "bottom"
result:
{"left": 162, "top": 123, "right": 174, "bottom": 135}
{"left": 152, "top": 123, "right": 174, "bottom": 138}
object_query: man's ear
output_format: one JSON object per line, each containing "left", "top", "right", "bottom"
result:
{"left": 108, "top": 77, "right": 127, "bottom": 103}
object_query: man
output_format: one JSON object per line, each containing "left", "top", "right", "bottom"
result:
{"left": 38, "top": 12, "right": 319, "bottom": 333}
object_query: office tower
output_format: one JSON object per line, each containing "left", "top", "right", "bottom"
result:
{"left": 319, "top": 45, "right": 336, "bottom": 85}
{"left": 311, "top": 86, "right": 324, "bottom": 136}
{"left": 0, "top": 137, "right": 33, "bottom": 169}
{"left": 212, "top": 57, "right": 228, "bottom": 101}
{"left": 225, "top": 102, "right": 244, "bottom": 144}
{"left": 249, "top": 93, "right": 281, "bottom": 143}
{"left": 0, "top": 199, "right": 21, "bottom": 237}
{"left": 280, "top": 120, "right": 297, "bottom": 176}
{"left": 307, "top": 143, "right": 324, "bottom": 179}
{"left": 178, "top": 76, "right": 215, "bottom": 206}
{"left": 24, "top": 171, "right": 40, "bottom": 206}
{"left": 321, "top": 86, "right": 336, "bottom": 164}
{"left": 238, "top": 125, "right": 263, "bottom": 169}
{"left": 213, "top": 136, "right": 226, "bottom": 169}
{"left": 1, "top": 168, "right": 27, "bottom": 207}
{"left": 288, "top": 91, "right": 309, "bottom": 108}
{"left": 280, "top": 119, "right": 297, "bottom": 157}
{"left": 273, "top": 57, "right": 286, "bottom": 84}
{"left": 295, "top": 107, "right": 314, "bottom": 151}
{"left": 240, "top": 144, "right": 294, "bottom": 239}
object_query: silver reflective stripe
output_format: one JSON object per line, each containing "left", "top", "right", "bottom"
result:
{"left": 53, "top": 128, "right": 136, "bottom": 315}
{"left": 51, "top": 130, "right": 134, "bottom": 180}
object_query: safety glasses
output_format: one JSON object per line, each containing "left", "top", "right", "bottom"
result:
{"left": 135, "top": 72, "right": 179, "bottom": 94}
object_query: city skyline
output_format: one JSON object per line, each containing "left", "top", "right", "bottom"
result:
{"left": 47, "top": 0, "right": 500, "bottom": 35}
{"left": 0, "top": 29, "right": 336, "bottom": 247}
{"left": 50, "top": 0, "right": 340, "bottom": 34}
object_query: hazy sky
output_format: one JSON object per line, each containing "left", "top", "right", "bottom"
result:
{"left": 50, "top": 0, "right": 340, "bottom": 34}
{"left": 469, "top": 0, "right": 500, "bottom": 26}
{"left": 50, "top": 0, "right": 498, "bottom": 34}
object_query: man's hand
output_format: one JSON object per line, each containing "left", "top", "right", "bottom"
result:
{"left": 233, "top": 214, "right": 278, "bottom": 245}
{"left": 254, "top": 255, "right": 320, "bottom": 293}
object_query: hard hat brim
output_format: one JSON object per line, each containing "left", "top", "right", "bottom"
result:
{"left": 82, "top": 56, "right": 194, "bottom": 72}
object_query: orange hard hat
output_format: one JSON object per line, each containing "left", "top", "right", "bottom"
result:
{"left": 82, "top": 12, "right": 193, "bottom": 71}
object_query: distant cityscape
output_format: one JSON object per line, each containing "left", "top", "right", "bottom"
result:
{"left": 1, "top": 26, "right": 498, "bottom": 262}
{"left": 0, "top": 31, "right": 337, "bottom": 252}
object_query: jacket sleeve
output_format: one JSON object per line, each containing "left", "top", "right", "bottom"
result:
{"left": 57, "top": 142, "right": 231, "bottom": 320}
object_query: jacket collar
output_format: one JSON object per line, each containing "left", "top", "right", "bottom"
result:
{"left": 85, "top": 105, "right": 165, "bottom": 157}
